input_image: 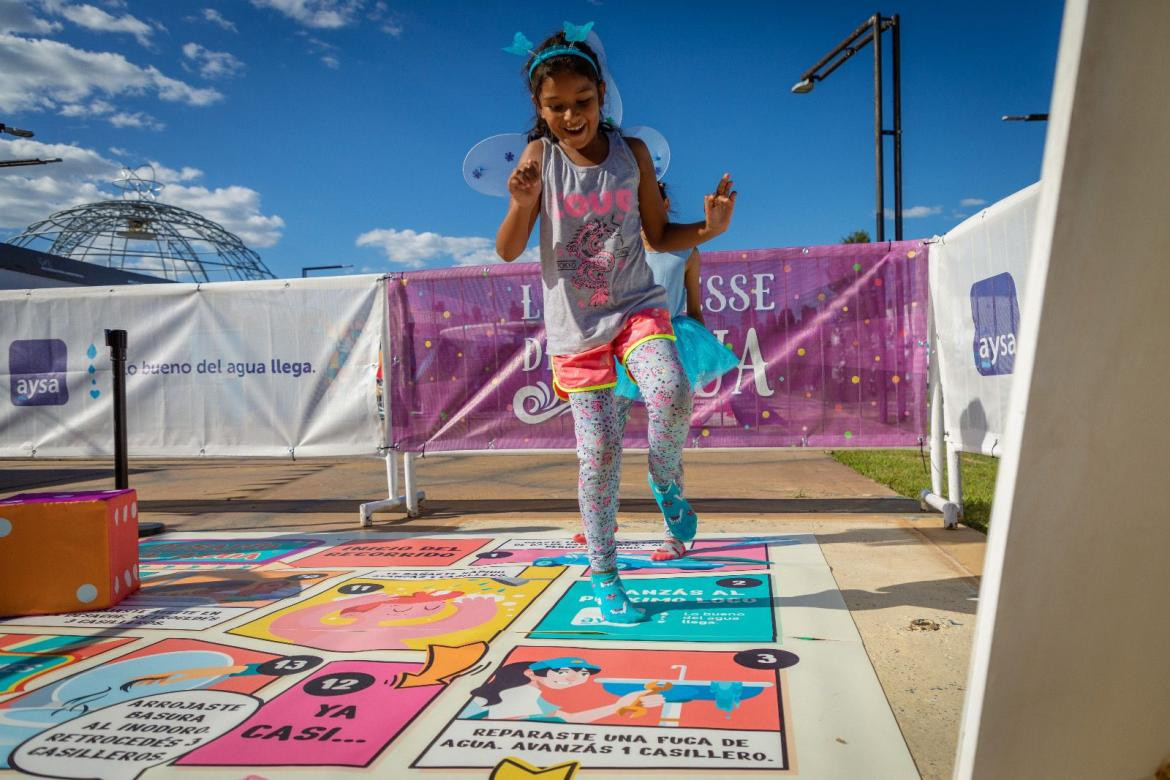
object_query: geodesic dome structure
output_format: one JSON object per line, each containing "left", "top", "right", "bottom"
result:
{"left": 7, "top": 166, "right": 274, "bottom": 282}
{"left": 8, "top": 200, "right": 274, "bottom": 282}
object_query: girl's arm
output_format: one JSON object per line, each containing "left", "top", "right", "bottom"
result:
{"left": 496, "top": 140, "right": 544, "bottom": 261}
{"left": 628, "top": 138, "right": 736, "bottom": 253}
{"left": 683, "top": 249, "right": 705, "bottom": 324}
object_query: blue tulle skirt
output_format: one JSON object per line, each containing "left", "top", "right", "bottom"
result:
{"left": 615, "top": 315, "right": 739, "bottom": 401}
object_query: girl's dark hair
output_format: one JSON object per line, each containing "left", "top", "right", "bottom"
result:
{"left": 469, "top": 662, "right": 542, "bottom": 707}
{"left": 657, "top": 181, "right": 675, "bottom": 216}
{"left": 468, "top": 661, "right": 595, "bottom": 707}
{"left": 524, "top": 32, "right": 612, "bottom": 142}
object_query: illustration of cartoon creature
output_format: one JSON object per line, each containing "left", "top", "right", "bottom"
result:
{"left": 0, "top": 649, "right": 262, "bottom": 768}
{"left": 268, "top": 589, "right": 502, "bottom": 652}
{"left": 460, "top": 656, "right": 663, "bottom": 723}
{"left": 561, "top": 221, "right": 618, "bottom": 306}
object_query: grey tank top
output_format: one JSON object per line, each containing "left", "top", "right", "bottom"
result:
{"left": 538, "top": 130, "right": 667, "bottom": 355}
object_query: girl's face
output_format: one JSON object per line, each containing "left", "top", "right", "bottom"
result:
{"left": 525, "top": 667, "right": 593, "bottom": 689}
{"left": 535, "top": 71, "right": 606, "bottom": 156}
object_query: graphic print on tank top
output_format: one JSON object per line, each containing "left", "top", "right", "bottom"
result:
{"left": 556, "top": 218, "right": 631, "bottom": 308}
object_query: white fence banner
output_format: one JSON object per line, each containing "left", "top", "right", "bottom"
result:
{"left": 0, "top": 275, "right": 385, "bottom": 457}
{"left": 929, "top": 183, "right": 1039, "bottom": 456}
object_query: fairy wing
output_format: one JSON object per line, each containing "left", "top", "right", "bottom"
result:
{"left": 585, "top": 30, "right": 623, "bottom": 126}
{"left": 624, "top": 125, "right": 671, "bottom": 180}
{"left": 462, "top": 133, "right": 529, "bottom": 197}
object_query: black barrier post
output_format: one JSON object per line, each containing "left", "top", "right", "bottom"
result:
{"left": 105, "top": 329, "right": 164, "bottom": 537}
{"left": 105, "top": 329, "right": 129, "bottom": 489}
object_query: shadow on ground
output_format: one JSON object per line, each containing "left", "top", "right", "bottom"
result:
{"left": 0, "top": 468, "right": 153, "bottom": 492}
{"left": 415, "top": 497, "right": 925, "bottom": 517}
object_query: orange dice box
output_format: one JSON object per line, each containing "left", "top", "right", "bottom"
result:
{"left": 0, "top": 489, "right": 140, "bottom": 618}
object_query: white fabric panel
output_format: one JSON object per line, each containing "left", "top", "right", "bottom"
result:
{"left": 956, "top": 0, "right": 1170, "bottom": 776}
{"left": 0, "top": 275, "right": 384, "bottom": 457}
{"left": 929, "top": 182, "right": 1040, "bottom": 455}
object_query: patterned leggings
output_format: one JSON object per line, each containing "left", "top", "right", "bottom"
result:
{"left": 569, "top": 337, "right": 692, "bottom": 571}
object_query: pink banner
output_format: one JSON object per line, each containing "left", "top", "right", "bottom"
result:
{"left": 385, "top": 241, "right": 929, "bottom": 452}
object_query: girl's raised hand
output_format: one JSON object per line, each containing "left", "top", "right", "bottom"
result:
{"left": 703, "top": 173, "right": 738, "bottom": 236}
{"left": 507, "top": 159, "right": 542, "bottom": 208}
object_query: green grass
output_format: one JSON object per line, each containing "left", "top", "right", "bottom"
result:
{"left": 830, "top": 449, "right": 998, "bottom": 533}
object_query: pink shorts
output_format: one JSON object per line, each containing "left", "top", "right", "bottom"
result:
{"left": 551, "top": 308, "right": 675, "bottom": 401}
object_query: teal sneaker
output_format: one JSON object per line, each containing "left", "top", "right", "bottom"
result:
{"left": 647, "top": 474, "right": 698, "bottom": 542}
{"left": 589, "top": 571, "right": 647, "bottom": 624}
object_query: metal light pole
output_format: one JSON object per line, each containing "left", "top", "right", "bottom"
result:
{"left": 792, "top": 13, "right": 903, "bottom": 241}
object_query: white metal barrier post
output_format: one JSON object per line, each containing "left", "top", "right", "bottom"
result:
{"left": 357, "top": 283, "right": 424, "bottom": 526}
{"left": 919, "top": 290, "right": 962, "bottom": 527}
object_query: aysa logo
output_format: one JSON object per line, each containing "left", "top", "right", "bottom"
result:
{"left": 970, "top": 272, "right": 1020, "bottom": 376}
{"left": 9, "top": 339, "right": 69, "bottom": 406}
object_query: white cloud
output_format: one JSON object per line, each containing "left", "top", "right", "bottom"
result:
{"left": 108, "top": 145, "right": 129, "bottom": 156}
{"left": 182, "top": 42, "right": 245, "bottom": 79}
{"left": 0, "top": 137, "right": 121, "bottom": 227}
{"left": 59, "top": 98, "right": 113, "bottom": 116}
{"left": 250, "top": 0, "right": 363, "bottom": 29}
{"left": 148, "top": 161, "right": 203, "bottom": 183}
{"left": 356, "top": 227, "right": 537, "bottom": 269}
{"left": 108, "top": 110, "right": 163, "bottom": 129}
{"left": 201, "top": 8, "right": 237, "bottom": 33}
{"left": 47, "top": 2, "right": 156, "bottom": 47}
{"left": 300, "top": 33, "right": 335, "bottom": 52}
{"left": 0, "top": 32, "right": 222, "bottom": 114}
{"left": 296, "top": 33, "right": 339, "bottom": 68}
{"left": 0, "top": 138, "right": 284, "bottom": 248}
{"left": 57, "top": 99, "right": 163, "bottom": 130}
{"left": 366, "top": 1, "right": 401, "bottom": 36}
{"left": 0, "top": 0, "right": 63, "bottom": 34}
{"left": 885, "top": 205, "right": 942, "bottom": 219}
{"left": 960, "top": 197, "right": 987, "bottom": 207}
{"left": 162, "top": 184, "right": 285, "bottom": 247}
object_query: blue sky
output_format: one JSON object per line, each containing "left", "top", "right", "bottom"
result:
{"left": 0, "top": 0, "right": 1063, "bottom": 279}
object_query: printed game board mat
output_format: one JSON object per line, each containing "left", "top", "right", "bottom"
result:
{"left": 0, "top": 531, "right": 919, "bottom": 779}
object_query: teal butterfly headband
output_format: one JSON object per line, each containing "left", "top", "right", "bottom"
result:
{"left": 503, "top": 21, "right": 598, "bottom": 79}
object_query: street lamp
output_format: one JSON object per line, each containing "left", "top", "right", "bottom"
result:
{"left": 1, "top": 123, "right": 35, "bottom": 138}
{"left": 0, "top": 122, "right": 63, "bottom": 168}
{"left": 792, "top": 13, "right": 903, "bottom": 241}
{"left": 0, "top": 158, "right": 63, "bottom": 168}
{"left": 301, "top": 264, "right": 353, "bottom": 277}
{"left": 1002, "top": 114, "right": 1049, "bottom": 122}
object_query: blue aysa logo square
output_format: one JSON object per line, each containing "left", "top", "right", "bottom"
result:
{"left": 970, "top": 272, "right": 1019, "bottom": 376}
{"left": 9, "top": 339, "right": 69, "bottom": 406}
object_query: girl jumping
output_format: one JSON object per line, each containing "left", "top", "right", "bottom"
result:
{"left": 572, "top": 182, "right": 739, "bottom": 553}
{"left": 496, "top": 22, "right": 737, "bottom": 623}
